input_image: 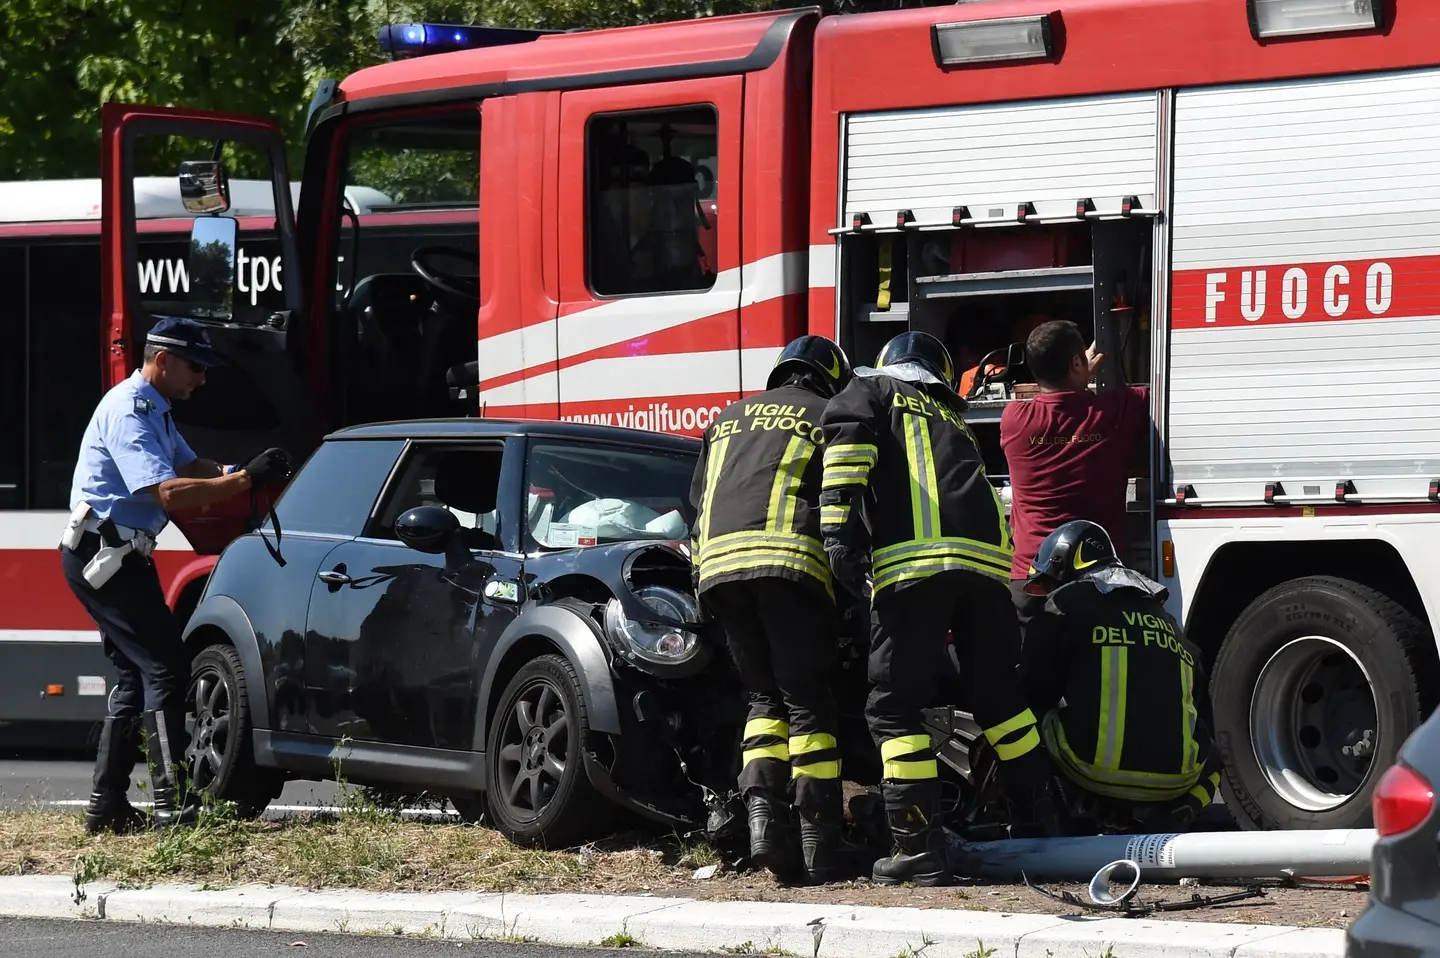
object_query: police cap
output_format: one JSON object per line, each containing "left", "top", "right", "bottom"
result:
{"left": 766, "top": 335, "right": 852, "bottom": 398}
{"left": 146, "top": 317, "right": 224, "bottom": 368}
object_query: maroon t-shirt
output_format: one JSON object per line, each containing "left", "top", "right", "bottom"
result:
{"left": 1000, "top": 386, "right": 1150, "bottom": 579}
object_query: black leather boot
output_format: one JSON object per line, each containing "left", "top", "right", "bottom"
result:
{"left": 746, "top": 789, "right": 801, "bottom": 883}
{"left": 142, "top": 708, "right": 200, "bottom": 829}
{"left": 798, "top": 779, "right": 863, "bottom": 885}
{"left": 84, "top": 716, "right": 146, "bottom": 835}
{"left": 871, "top": 803, "right": 951, "bottom": 887}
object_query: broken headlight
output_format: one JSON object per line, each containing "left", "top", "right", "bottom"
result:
{"left": 603, "top": 584, "right": 701, "bottom": 667}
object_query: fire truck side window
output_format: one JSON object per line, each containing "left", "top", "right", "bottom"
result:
{"left": 0, "top": 244, "right": 24, "bottom": 509}
{"left": 334, "top": 111, "right": 481, "bottom": 424}
{"left": 585, "top": 106, "right": 718, "bottom": 297}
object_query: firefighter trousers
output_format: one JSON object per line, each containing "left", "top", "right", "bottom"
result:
{"left": 868, "top": 570, "right": 1050, "bottom": 823}
{"left": 704, "top": 578, "right": 842, "bottom": 818}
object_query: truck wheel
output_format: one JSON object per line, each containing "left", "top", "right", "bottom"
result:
{"left": 186, "top": 644, "right": 283, "bottom": 820}
{"left": 484, "top": 653, "right": 604, "bottom": 847}
{"left": 1211, "top": 576, "right": 1437, "bottom": 831}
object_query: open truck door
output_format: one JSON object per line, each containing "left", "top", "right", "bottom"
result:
{"left": 101, "top": 103, "right": 309, "bottom": 554}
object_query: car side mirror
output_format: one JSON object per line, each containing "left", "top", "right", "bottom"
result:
{"left": 395, "top": 505, "right": 460, "bottom": 554}
{"left": 179, "top": 159, "right": 231, "bottom": 214}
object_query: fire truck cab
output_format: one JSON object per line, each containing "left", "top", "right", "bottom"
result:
{"left": 99, "top": 0, "right": 1440, "bottom": 833}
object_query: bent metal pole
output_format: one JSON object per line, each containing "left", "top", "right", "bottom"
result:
{"left": 948, "top": 828, "right": 1377, "bottom": 882}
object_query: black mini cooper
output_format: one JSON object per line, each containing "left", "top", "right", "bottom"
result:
{"left": 178, "top": 418, "right": 766, "bottom": 847}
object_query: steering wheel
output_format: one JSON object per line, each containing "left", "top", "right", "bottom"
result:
{"left": 411, "top": 246, "right": 480, "bottom": 304}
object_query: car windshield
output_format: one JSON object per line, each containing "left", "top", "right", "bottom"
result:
{"left": 525, "top": 439, "right": 697, "bottom": 550}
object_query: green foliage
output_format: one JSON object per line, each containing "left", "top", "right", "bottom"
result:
{"left": 1, "top": 0, "right": 947, "bottom": 185}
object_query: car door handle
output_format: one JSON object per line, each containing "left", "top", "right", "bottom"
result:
{"left": 317, "top": 570, "right": 352, "bottom": 586}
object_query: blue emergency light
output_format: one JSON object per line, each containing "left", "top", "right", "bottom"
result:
{"left": 378, "top": 23, "right": 560, "bottom": 60}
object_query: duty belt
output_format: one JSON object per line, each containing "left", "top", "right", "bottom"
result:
{"left": 83, "top": 515, "right": 158, "bottom": 558}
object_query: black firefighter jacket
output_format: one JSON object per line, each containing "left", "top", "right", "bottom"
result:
{"left": 1021, "top": 579, "right": 1215, "bottom": 804}
{"left": 818, "top": 371, "right": 1012, "bottom": 598}
{"left": 688, "top": 383, "right": 833, "bottom": 599}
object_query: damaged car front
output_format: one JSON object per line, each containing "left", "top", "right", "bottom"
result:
{"left": 511, "top": 434, "right": 746, "bottom": 838}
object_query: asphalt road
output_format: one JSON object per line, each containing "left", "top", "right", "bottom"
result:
{"left": 0, "top": 757, "right": 341, "bottom": 814}
{"left": 0, "top": 918, "right": 713, "bottom": 958}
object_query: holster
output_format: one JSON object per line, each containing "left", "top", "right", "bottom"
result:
{"left": 79, "top": 518, "right": 156, "bottom": 590}
{"left": 59, "top": 503, "right": 92, "bottom": 552}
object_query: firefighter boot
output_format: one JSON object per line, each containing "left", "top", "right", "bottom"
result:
{"left": 872, "top": 802, "right": 952, "bottom": 887}
{"left": 798, "top": 779, "right": 866, "bottom": 885}
{"left": 746, "top": 788, "right": 801, "bottom": 883}
{"left": 142, "top": 708, "right": 200, "bottom": 829}
{"left": 84, "top": 716, "right": 146, "bottom": 835}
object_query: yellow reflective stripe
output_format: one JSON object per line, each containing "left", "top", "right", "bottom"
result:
{"left": 1095, "top": 646, "right": 1128, "bottom": 772}
{"left": 794, "top": 761, "right": 841, "bottom": 780}
{"left": 983, "top": 709, "right": 1037, "bottom": 746}
{"left": 822, "top": 466, "right": 871, "bottom": 489}
{"left": 1208, "top": 771, "right": 1222, "bottom": 789}
{"left": 1180, "top": 659, "right": 1198, "bottom": 776}
{"left": 993, "top": 726, "right": 1041, "bottom": 761}
{"left": 823, "top": 443, "right": 876, "bottom": 490}
{"left": 1188, "top": 783, "right": 1213, "bottom": 806}
{"left": 699, "top": 550, "right": 832, "bottom": 586}
{"left": 820, "top": 503, "right": 850, "bottom": 527}
{"left": 877, "top": 237, "right": 893, "bottom": 311}
{"left": 874, "top": 537, "right": 1013, "bottom": 569}
{"left": 879, "top": 734, "right": 930, "bottom": 761}
{"left": 745, "top": 718, "right": 789, "bottom": 740}
{"left": 872, "top": 554, "right": 1010, "bottom": 591}
{"left": 883, "top": 758, "right": 938, "bottom": 780}
{"left": 700, "top": 531, "right": 827, "bottom": 565}
{"left": 766, "top": 435, "right": 813, "bottom": 534}
{"left": 823, "top": 443, "right": 878, "bottom": 469}
{"left": 902, "top": 413, "right": 942, "bottom": 542}
{"left": 990, "top": 481, "right": 1012, "bottom": 552}
{"left": 1042, "top": 712, "right": 1196, "bottom": 801}
{"left": 697, "top": 435, "right": 730, "bottom": 546}
{"left": 789, "top": 733, "right": 837, "bottom": 755}
{"left": 742, "top": 744, "right": 789, "bottom": 766}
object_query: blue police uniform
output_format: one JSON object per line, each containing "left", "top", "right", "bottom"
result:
{"left": 60, "top": 317, "right": 226, "bottom": 834}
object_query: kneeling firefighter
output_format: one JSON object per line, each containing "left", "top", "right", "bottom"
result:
{"left": 820, "top": 330, "right": 1059, "bottom": 887}
{"left": 688, "top": 335, "right": 857, "bottom": 885}
{"left": 1020, "top": 520, "right": 1222, "bottom": 832}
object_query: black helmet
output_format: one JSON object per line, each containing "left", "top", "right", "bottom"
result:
{"left": 1027, "top": 520, "right": 1119, "bottom": 589}
{"left": 766, "top": 335, "right": 852, "bottom": 397}
{"left": 876, "top": 330, "right": 956, "bottom": 391}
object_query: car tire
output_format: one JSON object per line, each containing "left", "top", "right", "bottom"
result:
{"left": 186, "top": 644, "right": 284, "bottom": 820}
{"left": 484, "top": 653, "right": 604, "bottom": 847}
{"left": 1212, "top": 576, "right": 1438, "bottom": 831}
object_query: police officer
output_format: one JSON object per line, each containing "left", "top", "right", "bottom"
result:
{"left": 820, "top": 330, "right": 1056, "bottom": 887}
{"left": 62, "top": 318, "right": 293, "bottom": 833}
{"left": 1019, "top": 520, "right": 1222, "bottom": 832}
{"left": 689, "top": 335, "right": 854, "bottom": 885}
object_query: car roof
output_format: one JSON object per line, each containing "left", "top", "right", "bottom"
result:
{"left": 325, "top": 416, "right": 702, "bottom": 453}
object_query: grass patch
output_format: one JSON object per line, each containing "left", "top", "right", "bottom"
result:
{"left": 0, "top": 805, "right": 715, "bottom": 895}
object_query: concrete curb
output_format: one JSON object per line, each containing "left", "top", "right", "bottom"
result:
{"left": 0, "top": 875, "right": 1347, "bottom": 957}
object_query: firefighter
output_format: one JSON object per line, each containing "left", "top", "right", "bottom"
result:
{"left": 61, "top": 318, "right": 293, "bottom": 833}
{"left": 1019, "top": 520, "right": 1222, "bottom": 833}
{"left": 820, "top": 330, "right": 1057, "bottom": 887}
{"left": 688, "top": 334, "right": 855, "bottom": 885}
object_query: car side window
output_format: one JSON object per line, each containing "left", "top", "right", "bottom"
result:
{"left": 368, "top": 442, "right": 505, "bottom": 551}
{"left": 272, "top": 439, "right": 405, "bottom": 537}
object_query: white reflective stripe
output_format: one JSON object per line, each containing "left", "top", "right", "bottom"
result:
{"left": 478, "top": 250, "right": 806, "bottom": 391}
{"left": 809, "top": 243, "right": 836, "bottom": 289}
{"left": 146, "top": 334, "right": 191, "bottom": 346}
{"left": 0, "top": 630, "right": 102, "bottom": 644}
{"left": 488, "top": 348, "right": 778, "bottom": 406}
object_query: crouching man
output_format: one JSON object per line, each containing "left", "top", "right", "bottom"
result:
{"left": 1019, "top": 520, "right": 1222, "bottom": 833}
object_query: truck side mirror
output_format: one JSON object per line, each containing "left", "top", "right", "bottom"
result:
{"left": 179, "top": 159, "right": 231, "bottom": 214}
{"left": 187, "top": 216, "right": 239, "bottom": 318}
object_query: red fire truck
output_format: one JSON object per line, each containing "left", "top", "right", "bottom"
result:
{"left": 11, "top": 0, "right": 1436, "bottom": 831}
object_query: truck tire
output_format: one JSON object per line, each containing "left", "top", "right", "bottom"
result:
{"left": 1211, "top": 576, "right": 1438, "bottom": 831}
